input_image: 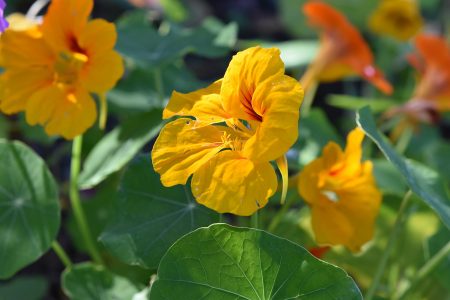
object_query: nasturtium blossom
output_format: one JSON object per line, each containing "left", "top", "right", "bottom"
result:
{"left": 0, "top": 0, "right": 8, "bottom": 32}
{"left": 152, "top": 46, "right": 304, "bottom": 216}
{"left": 368, "top": 0, "right": 423, "bottom": 42}
{"left": 386, "top": 34, "right": 450, "bottom": 124}
{"left": 301, "top": 1, "right": 392, "bottom": 94}
{"left": 298, "top": 128, "right": 381, "bottom": 252}
{"left": 0, "top": 0, "right": 123, "bottom": 139}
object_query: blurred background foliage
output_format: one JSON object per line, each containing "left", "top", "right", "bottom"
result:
{"left": 0, "top": 0, "right": 449, "bottom": 299}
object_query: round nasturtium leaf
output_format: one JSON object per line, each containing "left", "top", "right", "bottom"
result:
{"left": 150, "top": 224, "right": 363, "bottom": 300}
{"left": 62, "top": 263, "right": 139, "bottom": 300}
{"left": 0, "top": 140, "right": 60, "bottom": 279}
{"left": 100, "top": 155, "right": 219, "bottom": 269}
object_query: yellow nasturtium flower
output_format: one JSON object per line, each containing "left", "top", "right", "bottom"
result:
{"left": 0, "top": 0, "right": 123, "bottom": 139}
{"left": 152, "top": 47, "right": 304, "bottom": 216}
{"left": 298, "top": 128, "right": 381, "bottom": 252}
{"left": 369, "top": 0, "right": 423, "bottom": 42}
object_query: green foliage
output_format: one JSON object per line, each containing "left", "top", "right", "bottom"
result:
{"left": 116, "top": 12, "right": 237, "bottom": 67}
{"left": 292, "top": 108, "right": 342, "bottom": 169}
{"left": 0, "top": 276, "right": 48, "bottom": 300}
{"left": 78, "top": 110, "right": 163, "bottom": 189}
{"left": 0, "top": 140, "right": 60, "bottom": 279}
{"left": 426, "top": 227, "right": 450, "bottom": 291}
{"left": 357, "top": 107, "right": 450, "bottom": 230}
{"left": 150, "top": 224, "right": 363, "bottom": 300}
{"left": 62, "top": 263, "right": 139, "bottom": 300}
{"left": 327, "top": 95, "right": 396, "bottom": 113}
{"left": 100, "top": 155, "right": 219, "bottom": 269}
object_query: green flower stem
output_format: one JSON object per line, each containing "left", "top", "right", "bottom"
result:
{"left": 300, "top": 80, "right": 318, "bottom": 116}
{"left": 397, "top": 240, "right": 450, "bottom": 300}
{"left": 70, "top": 135, "right": 103, "bottom": 265}
{"left": 268, "top": 194, "right": 297, "bottom": 232}
{"left": 394, "top": 125, "right": 413, "bottom": 155}
{"left": 251, "top": 211, "right": 259, "bottom": 229}
{"left": 51, "top": 241, "right": 72, "bottom": 268}
{"left": 365, "top": 190, "right": 413, "bottom": 300}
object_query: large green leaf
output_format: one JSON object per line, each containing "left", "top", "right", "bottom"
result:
{"left": 0, "top": 276, "right": 48, "bottom": 300}
{"left": 116, "top": 12, "right": 237, "bottom": 67}
{"left": 0, "top": 140, "right": 60, "bottom": 279}
{"left": 78, "top": 110, "right": 162, "bottom": 189}
{"left": 100, "top": 155, "right": 218, "bottom": 269}
{"left": 62, "top": 263, "right": 139, "bottom": 300}
{"left": 356, "top": 106, "right": 450, "bottom": 230}
{"left": 150, "top": 224, "right": 362, "bottom": 300}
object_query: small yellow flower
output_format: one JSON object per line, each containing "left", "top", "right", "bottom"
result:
{"left": 0, "top": 0, "right": 124, "bottom": 139}
{"left": 298, "top": 128, "right": 381, "bottom": 252}
{"left": 369, "top": 0, "right": 423, "bottom": 42}
{"left": 152, "top": 47, "right": 304, "bottom": 216}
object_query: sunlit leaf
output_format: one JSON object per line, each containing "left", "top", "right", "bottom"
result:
{"left": 62, "top": 263, "right": 139, "bottom": 300}
{"left": 0, "top": 140, "right": 60, "bottom": 279}
{"left": 78, "top": 110, "right": 163, "bottom": 189}
{"left": 150, "top": 224, "right": 362, "bottom": 299}
{"left": 356, "top": 106, "right": 450, "bottom": 230}
{"left": 100, "top": 155, "right": 218, "bottom": 269}
{"left": 327, "top": 95, "right": 396, "bottom": 113}
{"left": 238, "top": 40, "right": 319, "bottom": 69}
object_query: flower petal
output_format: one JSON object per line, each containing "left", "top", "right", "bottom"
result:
{"left": 42, "top": 0, "right": 93, "bottom": 52}
{"left": 44, "top": 88, "right": 97, "bottom": 139}
{"left": 221, "top": 47, "right": 285, "bottom": 121}
{"left": 80, "top": 50, "right": 124, "bottom": 93}
{"left": 242, "top": 74, "right": 303, "bottom": 162}
{"left": 78, "top": 19, "right": 117, "bottom": 56}
{"left": 0, "top": 69, "right": 52, "bottom": 113}
{"left": 191, "top": 151, "right": 277, "bottom": 216}
{"left": 152, "top": 118, "right": 231, "bottom": 187}
{"left": 163, "top": 80, "right": 230, "bottom": 124}
{"left": 0, "top": 29, "right": 53, "bottom": 69}
{"left": 25, "top": 85, "right": 63, "bottom": 125}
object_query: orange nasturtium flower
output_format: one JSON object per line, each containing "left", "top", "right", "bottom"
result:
{"left": 368, "top": 0, "right": 423, "bottom": 42}
{"left": 386, "top": 34, "right": 450, "bottom": 126}
{"left": 0, "top": 0, "right": 124, "bottom": 139}
{"left": 152, "top": 47, "right": 304, "bottom": 216}
{"left": 298, "top": 128, "right": 381, "bottom": 252}
{"left": 301, "top": 1, "right": 392, "bottom": 94}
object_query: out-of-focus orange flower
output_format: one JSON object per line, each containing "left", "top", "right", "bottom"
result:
{"left": 385, "top": 34, "right": 450, "bottom": 126}
{"left": 309, "top": 246, "right": 331, "bottom": 259}
{"left": 301, "top": 1, "right": 392, "bottom": 94}
{"left": 369, "top": 0, "right": 423, "bottom": 42}
{"left": 298, "top": 128, "right": 382, "bottom": 252}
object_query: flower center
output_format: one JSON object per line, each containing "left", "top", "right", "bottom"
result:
{"left": 54, "top": 51, "right": 88, "bottom": 86}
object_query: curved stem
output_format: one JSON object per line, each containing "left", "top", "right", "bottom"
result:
{"left": 267, "top": 194, "right": 297, "bottom": 232}
{"left": 51, "top": 241, "right": 72, "bottom": 268}
{"left": 251, "top": 211, "right": 259, "bottom": 229}
{"left": 70, "top": 135, "right": 103, "bottom": 265}
{"left": 365, "top": 190, "right": 413, "bottom": 300}
{"left": 397, "top": 240, "right": 450, "bottom": 300}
